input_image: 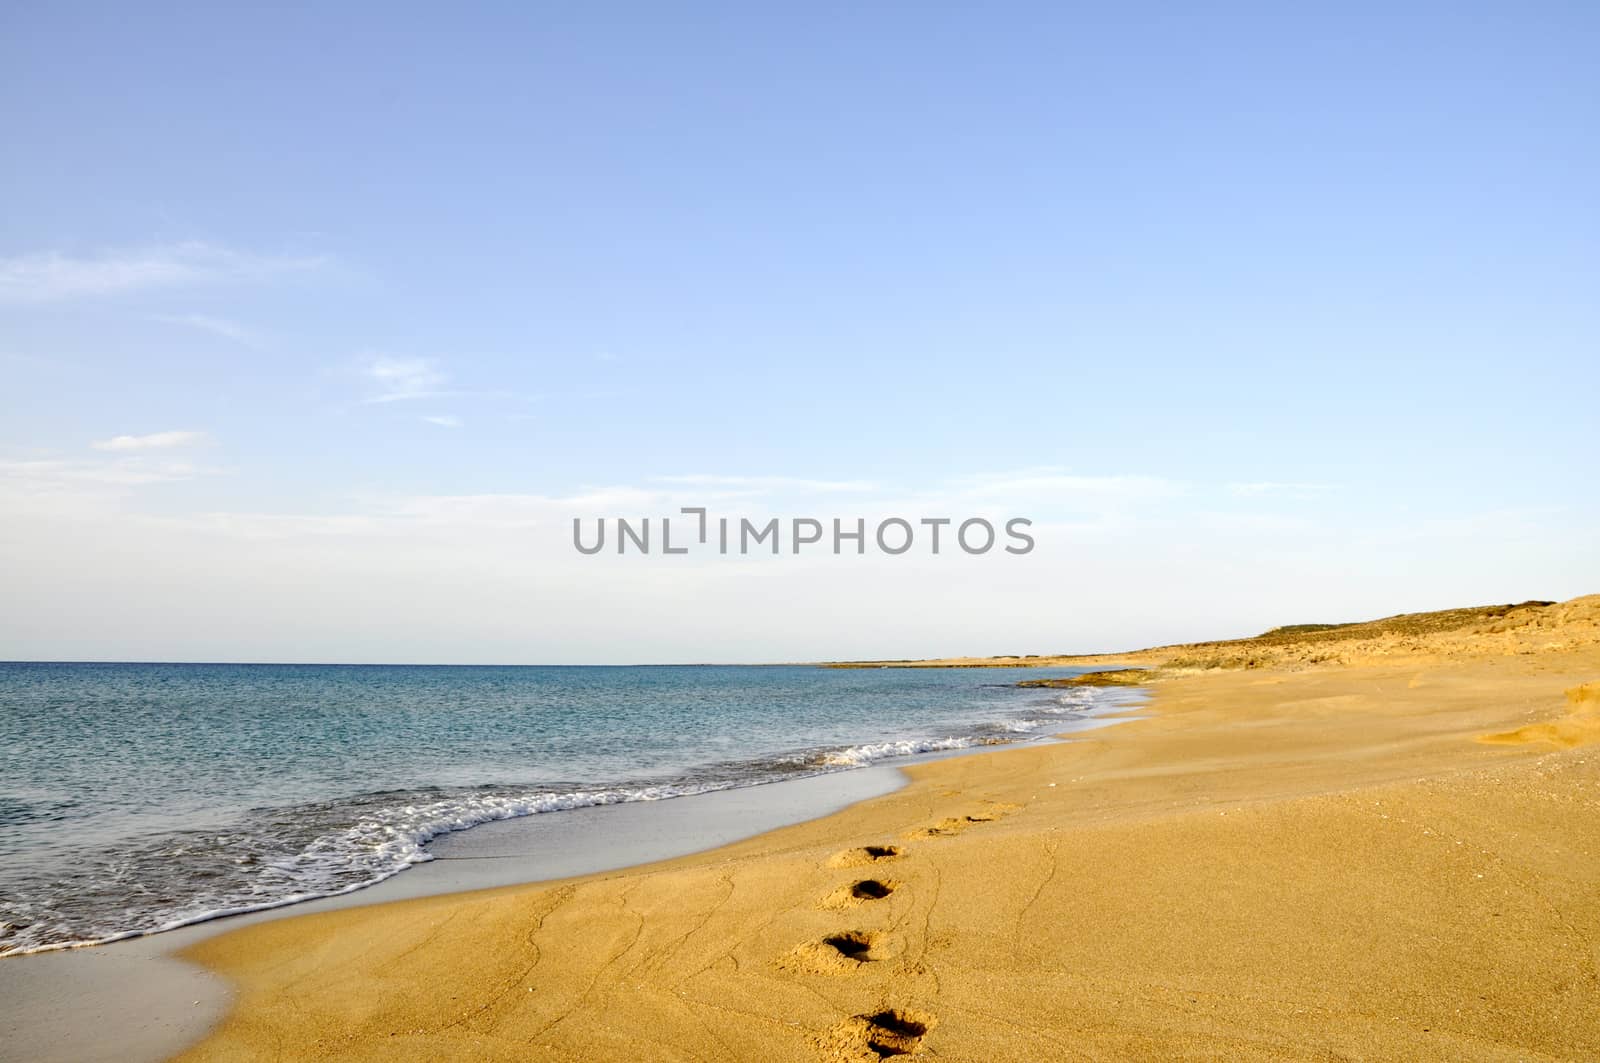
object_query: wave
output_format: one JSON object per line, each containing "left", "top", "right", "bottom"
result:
{"left": 0, "top": 780, "right": 747, "bottom": 957}
{"left": 814, "top": 734, "right": 1009, "bottom": 768}
{"left": 0, "top": 683, "right": 1140, "bottom": 957}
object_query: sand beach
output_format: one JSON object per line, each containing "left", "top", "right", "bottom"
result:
{"left": 165, "top": 596, "right": 1600, "bottom": 1061}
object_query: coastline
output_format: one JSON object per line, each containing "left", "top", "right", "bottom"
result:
{"left": 0, "top": 662, "right": 1113, "bottom": 962}
{"left": 0, "top": 765, "right": 913, "bottom": 1063}
{"left": 6, "top": 596, "right": 1597, "bottom": 1061}
{"left": 0, "top": 705, "right": 1136, "bottom": 1063}
{"left": 171, "top": 601, "right": 1600, "bottom": 1061}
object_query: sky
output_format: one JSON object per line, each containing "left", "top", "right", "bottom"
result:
{"left": 2, "top": 3, "right": 1596, "bottom": 663}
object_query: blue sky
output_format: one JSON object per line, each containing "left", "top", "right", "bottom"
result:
{"left": 2, "top": 4, "right": 1596, "bottom": 662}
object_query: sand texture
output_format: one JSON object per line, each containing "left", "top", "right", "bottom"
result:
{"left": 179, "top": 596, "right": 1600, "bottom": 1061}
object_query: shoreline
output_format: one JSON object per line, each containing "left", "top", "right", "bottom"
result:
{"left": 169, "top": 603, "right": 1600, "bottom": 1061}
{"left": 0, "top": 701, "right": 1140, "bottom": 1063}
{"left": 0, "top": 765, "right": 914, "bottom": 1063}
{"left": 0, "top": 661, "right": 1114, "bottom": 963}
{"left": 6, "top": 596, "right": 1597, "bottom": 1061}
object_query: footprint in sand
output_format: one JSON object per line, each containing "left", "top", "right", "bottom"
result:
{"left": 906, "top": 819, "right": 964, "bottom": 839}
{"left": 827, "top": 844, "right": 903, "bottom": 868}
{"left": 905, "top": 802, "right": 1021, "bottom": 840}
{"left": 778, "top": 930, "right": 890, "bottom": 975}
{"left": 821, "top": 878, "right": 897, "bottom": 909}
{"left": 819, "top": 1007, "right": 935, "bottom": 1059}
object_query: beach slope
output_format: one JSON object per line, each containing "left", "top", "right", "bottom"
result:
{"left": 181, "top": 597, "right": 1600, "bottom": 1061}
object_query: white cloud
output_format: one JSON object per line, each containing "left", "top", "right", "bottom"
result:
{"left": 951, "top": 467, "right": 1180, "bottom": 501}
{"left": 157, "top": 488, "right": 668, "bottom": 539}
{"left": 0, "top": 242, "right": 328, "bottom": 302}
{"left": 6, "top": 458, "right": 1591, "bottom": 664}
{"left": 421, "top": 415, "right": 461, "bottom": 428}
{"left": 342, "top": 356, "right": 536, "bottom": 409}
{"left": 361, "top": 356, "right": 449, "bottom": 404}
{"left": 0, "top": 456, "right": 223, "bottom": 517}
{"left": 1228, "top": 481, "right": 1334, "bottom": 498}
{"left": 152, "top": 313, "right": 259, "bottom": 346}
{"left": 92, "top": 430, "right": 208, "bottom": 452}
{"left": 652, "top": 475, "right": 879, "bottom": 493}
{"left": 0, "top": 457, "right": 208, "bottom": 487}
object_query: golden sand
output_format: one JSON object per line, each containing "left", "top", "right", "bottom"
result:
{"left": 179, "top": 597, "right": 1600, "bottom": 1061}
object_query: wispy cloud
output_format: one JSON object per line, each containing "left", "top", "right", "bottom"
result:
{"left": 0, "top": 455, "right": 225, "bottom": 516}
{"left": 1, "top": 457, "right": 210, "bottom": 486}
{"left": 91, "top": 430, "right": 209, "bottom": 452}
{"left": 342, "top": 355, "right": 536, "bottom": 410}
{"left": 0, "top": 242, "right": 327, "bottom": 302}
{"left": 152, "top": 313, "right": 259, "bottom": 347}
{"left": 1227, "top": 481, "right": 1334, "bottom": 499}
{"left": 652, "top": 475, "right": 879, "bottom": 493}
{"left": 951, "top": 467, "right": 1180, "bottom": 501}
{"left": 421, "top": 415, "right": 461, "bottom": 428}
{"left": 361, "top": 356, "right": 449, "bottom": 404}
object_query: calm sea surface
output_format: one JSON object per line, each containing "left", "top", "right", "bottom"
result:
{"left": 0, "top": 662, "right": 1129, "bottom": 955}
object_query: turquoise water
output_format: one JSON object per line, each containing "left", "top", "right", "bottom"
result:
{"left": 0, "top": 662, "right": 1126, "bottom": 955}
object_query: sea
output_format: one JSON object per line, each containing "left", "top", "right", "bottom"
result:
{"left": 0, "top": 661, "right": 1132, "bottom": 956}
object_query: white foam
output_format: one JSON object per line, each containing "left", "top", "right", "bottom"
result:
{"left": 988, "top": 719, "right": 1045, "bottom": 733}
{"left": 818, "top": 735, "right": 996, "bottom": 767}
{"left": 0, "top": 781, "right": 742, "bottom": 957}
{"left": 2, "top": 680, "right": 1139, "bottom": 957}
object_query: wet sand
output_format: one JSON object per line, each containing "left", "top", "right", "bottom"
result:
{"left": 0, "top": 767, "right": 911, "bottom": 1063}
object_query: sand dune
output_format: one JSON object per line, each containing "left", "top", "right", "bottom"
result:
{"left": 179, "top": 596, "right": 1600, "bottom": 1061}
